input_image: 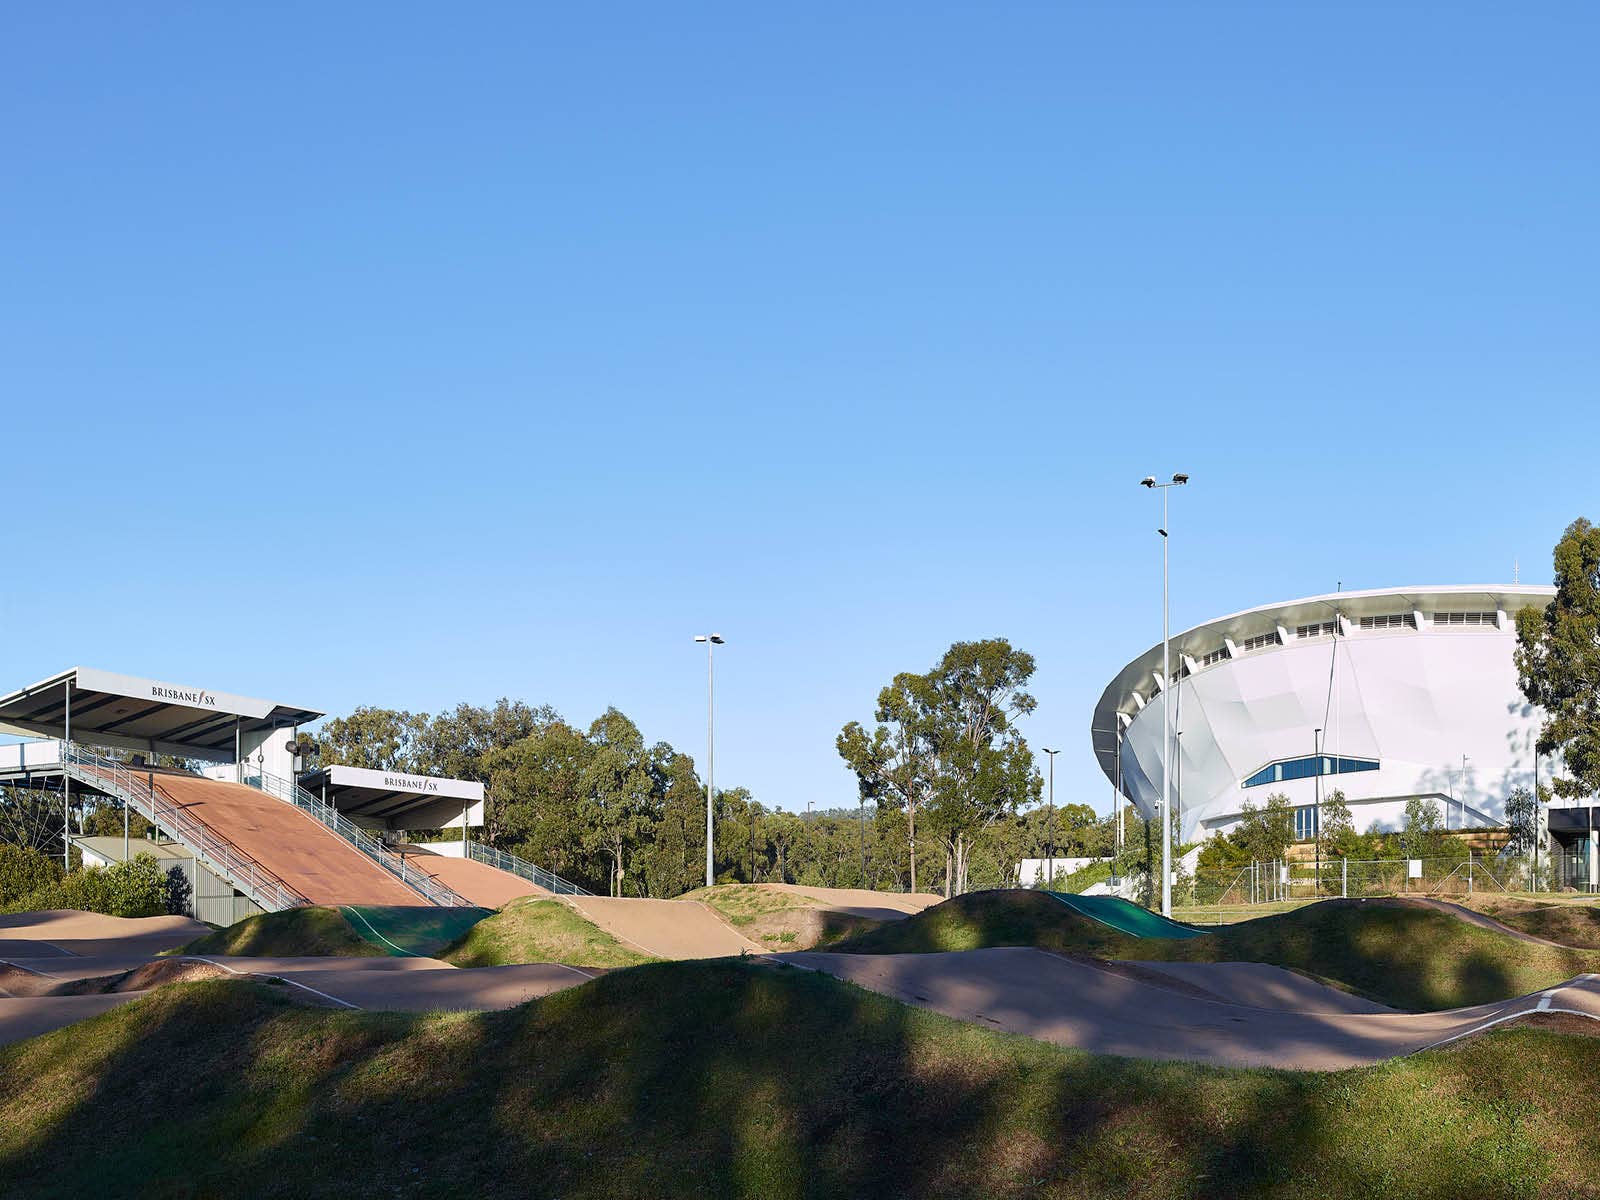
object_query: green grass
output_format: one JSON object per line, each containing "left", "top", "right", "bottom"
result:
{"left": 439, "top": 896, "right": 656, "bottom": 968}
{"left": 1463, "top": 896, "right": 1600, "bottom": 949}
{"left": 1176, "top": 899, "right": 1321, "bottom": 925}
{"left": 174, "top": 906, "right": 383, "bottom": 958}
{"left": 679, "top": 884, "right": 880, "bottom": 949}
{"left": 835, "top": 891, "right": 1600, "bottom": 1011}
{"left": 1048, "top": 859, "right": 1114, "bottom": 893}
{"left": 1, "top": 963, "right": 1598, "bottom": 1198}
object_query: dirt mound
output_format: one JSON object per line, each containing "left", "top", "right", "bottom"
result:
{"left": 1, "top": 958, "right": 235, "bottom": 997}
{"left": 0, "top": 910, "right": 210, "bottom": 942}
{"left": 54, "top": 959, "right": 234, "bottom": 995}
{"left": 0, "top": 963, "right": 55, "bottom": 998}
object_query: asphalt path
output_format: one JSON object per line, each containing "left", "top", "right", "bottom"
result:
{"left": 780, "top": 948, "right": 1600, "bottom": 1069}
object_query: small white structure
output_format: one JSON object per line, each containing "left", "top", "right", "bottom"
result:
{"left": 1017, "top": 857, "right": 1110, "bottom": 886}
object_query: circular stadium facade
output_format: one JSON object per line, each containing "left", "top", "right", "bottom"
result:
{"left": 1091, "top": 584, "right": 1555, "bottom": 843}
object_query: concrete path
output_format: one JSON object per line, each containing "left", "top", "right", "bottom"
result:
{"left": 0, "top": 951, "right": 598, "bottom": 1045}
{"left": 1123, "top": 961, "right": 1395, "bottom": 1014}
{"left": 205, "top": 957, "right": 595, "bottom": 1011}
{"left": 781, "top": 948, "right": 1600, "bottom": 1069}
{"left": 564, "top": 896, "right": 763, "bottom": 959}
{"left": 0, "top": 910, "right": 209, "bottom": 958}
{"left": 0, "top": 993, "right": 142, "bottom": 1047}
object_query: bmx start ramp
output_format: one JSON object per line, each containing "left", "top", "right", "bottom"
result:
{"left": 400, "top": 851, "right": 546, "bottom": 909}
{"left": 148, "top": 776, "right": 424, "bottom": 907}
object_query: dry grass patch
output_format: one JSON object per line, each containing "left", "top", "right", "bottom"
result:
{"left": 682, "top": 883, "right": 883, "bottom": 949}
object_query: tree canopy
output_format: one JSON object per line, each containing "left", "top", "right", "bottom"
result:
{"left": 1515, "top": 516, "right": 1600, "bottom": 799}
{"left": 840, "top": 639, "right": 1042, "bottom": 896}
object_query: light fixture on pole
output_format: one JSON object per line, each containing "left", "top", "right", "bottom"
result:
{"left": 693, "top": 634, "right": 725, "bottom": 888}
{"left": 1141, "top": 471, "right": 1189, "bottom": 917}
{"left": 1041, "top": 747, "right": 1059, "bottom": 889}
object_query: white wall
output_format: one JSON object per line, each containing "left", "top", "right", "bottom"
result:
{"left": 1119, "top": 625, "right": 1541, "bottom": 841}
{"left": 1018, "top": 857, "right": 1109, "bottom": 885}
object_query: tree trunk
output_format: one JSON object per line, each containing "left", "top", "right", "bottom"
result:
{"left": 909, "top": 801, "right": 918, "bottom": 894}
{"left": 944, "top": 848, "right": 953, "bottom": 899}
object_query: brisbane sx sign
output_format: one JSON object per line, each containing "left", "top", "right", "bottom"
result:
{"left": 384, "top": 775, "right": 440, "bottom": 793}
{"left": 149, "top": 685, "right": 218, "bottom": 708}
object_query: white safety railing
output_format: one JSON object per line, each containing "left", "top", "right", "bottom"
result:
{"left": 59, "top": 742, "right": 309, "bottom": 913}
{"left": 245, "top": 768, "right": 476, "bottom": 908}
{"left": 467, "top": 839, "right": 591, "bottom": 896}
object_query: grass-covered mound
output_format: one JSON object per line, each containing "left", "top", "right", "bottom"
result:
{"left": 835, "top": 891, "right": 1600, "bottom": 1011}
{"left": 678, "top": 883, "right": 881, "bottom": 950}
{"left": 1461, "top": 896, "right": 1600, "bottom": 949}
{"left": 2, "top": 962, "right": 1598, "bottom": 1198}
{"left": 440, "top": 896, "right": 655, "bottom": 968}
{"left": 176, "top": 906, "right": 383, "bottom": 958}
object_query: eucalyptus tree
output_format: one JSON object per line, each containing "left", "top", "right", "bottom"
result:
{"left": 312, "top": 706, "right": 427, "bottom": 773}
{"left": 1516, "top": 517, "right": 1600, "bottom": 799}
{"left": 837, "top": 671, "right": 936, "bottom": 892}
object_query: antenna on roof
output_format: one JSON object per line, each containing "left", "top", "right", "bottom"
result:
{"left": 1514, "top": 558, "right": 1520, "bottom": 584}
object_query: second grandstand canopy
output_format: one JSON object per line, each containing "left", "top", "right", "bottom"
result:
{"left": 298, "top": 764, "right": 485, "bottom": 832}
{"left": 0, "top": 666, "right": 323, "bottom": 762}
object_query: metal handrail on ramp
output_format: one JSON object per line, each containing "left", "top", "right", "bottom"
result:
{"left": 466, "top": 839, "right": 591, "bottom": 896}
{"left": 59, "top": 742, "right": 309, "bottom": 913}
{"left": 246, "top": 768, "right": 475, "bottom": 909}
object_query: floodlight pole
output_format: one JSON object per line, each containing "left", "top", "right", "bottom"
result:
{"left": 1142, "top": 472, "right": 1188, "bottom": 917}
{"left": 695, "top": 634, "right": 725, "bottom": 888}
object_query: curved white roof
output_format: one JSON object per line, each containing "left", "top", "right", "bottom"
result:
{"left": 1090, "top": 584, "right": 1554, "bottom": 793}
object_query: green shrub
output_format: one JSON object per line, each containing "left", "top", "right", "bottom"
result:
{"left": 0, "top": 844, "right": 63, "bottom": 906}
{"left": 164, "top": 865, "right": 193, "bottom": 917}
{"left": 3, "top": 852, "right": 168, "bottom": 918}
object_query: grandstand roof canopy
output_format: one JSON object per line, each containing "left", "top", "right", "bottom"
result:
{"left": 298, "top": 764, "right": 484, "bottom": 830}
{"left": 0, "top": 666, "right": 323, "bottom": 761}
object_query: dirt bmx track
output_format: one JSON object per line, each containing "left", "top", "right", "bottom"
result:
{"left": 564, "top": 896, "right": 764, "bottom": 958}
{"left": 781, "top": 947, "right": 1600, "bottom": 1069}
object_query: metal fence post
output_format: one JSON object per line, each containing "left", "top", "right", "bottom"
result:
{"left": 1342, "top": 857, "right": 1347, "bottom": 899}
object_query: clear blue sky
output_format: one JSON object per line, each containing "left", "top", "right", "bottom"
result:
{"left": 3, "top": 4, "right": 1596, "bottom": 816}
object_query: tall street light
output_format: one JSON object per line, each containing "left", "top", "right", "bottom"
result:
{"left": 694, "top": 634, "right": 725, "bottom": 888}
{"left": 1041, "top": 747, "right": 1059, "bottom": 889}
{"left": 1141, "top": 472, "right": 1189, "bottom": 917}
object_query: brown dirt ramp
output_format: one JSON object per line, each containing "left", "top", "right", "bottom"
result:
{"left": 401, "top": 852, "right": 546, "bottom": 909}
{"left": 565, "top": 896, "right": 762, "bottom": 959}
{"left": 150, "top": 775, "right": 422, "bottom": 906}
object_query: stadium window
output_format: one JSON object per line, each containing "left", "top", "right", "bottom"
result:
{"left": 1198, "top": 647, "right": 1228, "bottom": 667}
{"left": 1238, "top": 631, "right": 1279, "bottom": 653}
{"left": 1242, "top": 754, "right": 1379, "bottom": 788}
{"left": 1432, "top": 611, "right": 1498, "bottom": 628}
{"left": 1294, "top": 805, "right": 1320, "bottom": 841}
{"left": 1358, "top": 614, "right": 1411, "bottom": 631}
{"left": 1296, "top": 621, "right": 1336, "bottom": 640}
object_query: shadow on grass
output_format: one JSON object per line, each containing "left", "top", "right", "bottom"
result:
{"left": 2, "top": 961, "right": 1598, "bottom": 1198}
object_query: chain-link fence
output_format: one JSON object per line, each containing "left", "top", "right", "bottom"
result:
{"left": 1188, "top": 854, "right": 1546, "bottom": 907}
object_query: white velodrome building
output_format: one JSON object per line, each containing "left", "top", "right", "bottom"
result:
{"left": 1091, "top": 584, "right": 1555, "bottom": 844}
